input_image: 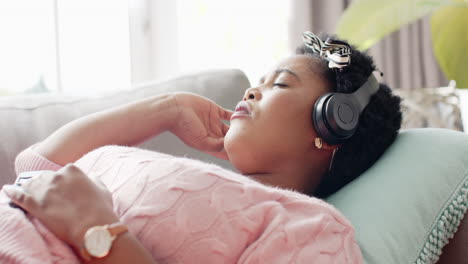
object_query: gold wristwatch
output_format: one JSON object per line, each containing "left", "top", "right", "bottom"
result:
{"left": 80, "top": 222, "right": 128, "bottom": 261}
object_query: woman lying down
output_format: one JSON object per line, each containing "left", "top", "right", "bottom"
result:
{"left": 0, "top": 32, "right": 401, "bottom": 264}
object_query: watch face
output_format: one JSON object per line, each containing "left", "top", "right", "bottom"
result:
{"left": 84, "top": 226, "right": 113, "bottom": 258}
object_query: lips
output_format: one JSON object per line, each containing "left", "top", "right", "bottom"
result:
{"left": 231, "top": 101, "right": 252, "bottom": 120}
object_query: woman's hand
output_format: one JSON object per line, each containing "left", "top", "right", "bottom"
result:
{"left": 171, "top": 93, "right": 233, "bottom": 160}
{"left": 3, "top": 164, "right": 118, "bottom": 251}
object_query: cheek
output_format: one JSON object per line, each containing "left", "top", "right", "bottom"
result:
{"left": 224, "top": 93, "right": 316, "bottom": 162}
{"left": 261, "top": 94, "right": 313, "bottom": 135}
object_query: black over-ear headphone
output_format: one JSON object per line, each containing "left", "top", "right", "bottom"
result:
{"left": 313, "top": 74, "right": 379, "bottom": 145}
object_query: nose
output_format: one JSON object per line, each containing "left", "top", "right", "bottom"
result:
{"left": 243, "top": 87, "right": 261, "bottom": 101}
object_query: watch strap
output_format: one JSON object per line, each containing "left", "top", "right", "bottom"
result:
{"left": 108, "top": 222, "right": 128, "bottom": 237}
{"left": 80, "top": 244, "right": 93, "bottom": 262}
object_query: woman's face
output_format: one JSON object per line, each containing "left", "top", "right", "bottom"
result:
{"left": 224, "top": 55, "right": 330, "bottom": 176}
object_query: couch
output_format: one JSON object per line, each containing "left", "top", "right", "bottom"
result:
{"left": 0, "top": 69, "right": 466, "bottom": 263}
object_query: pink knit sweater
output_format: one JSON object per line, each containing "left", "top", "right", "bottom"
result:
{"left": 0, "top": 145, "right": 363, "bottom": 263}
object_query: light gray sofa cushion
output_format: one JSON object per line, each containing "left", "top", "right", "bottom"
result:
{"left": 0, "top": 69, "right": 250, "bottom": 186}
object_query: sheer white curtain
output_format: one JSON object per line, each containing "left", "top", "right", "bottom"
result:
{"left": 129, "top": 0, "right": 291, "bottom": 85}
{"left": 128, "top": 0, "right": 179, "bottom": 83}
{"left": 288, "top": 0, "right": 448, "bottom": 90}
{"left": 0, "top": 0, "right": 57, "bottom": 95}
{"left": 1, "top": 1, "right": 449, "bottom": 96}
{"left": 57, "top": 0, "right": 131, "bottom": 95}
{"left": 0, "top": 0, "right": 131, "bottom": 95}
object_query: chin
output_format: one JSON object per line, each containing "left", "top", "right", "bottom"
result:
{"left": 224, "top": 132, "right": 256, "bottom": 174}
{"left": 225, "top": 143, "right": 245, "bottom": 173}
{"left": 229, "top": 157, "right": 257, "bottom": 175}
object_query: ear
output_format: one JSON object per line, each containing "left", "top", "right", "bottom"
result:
{"left": 313, "top": 137, "right": 341, "bottom": 151}
{"left": 322, "top": 141, "right": 341, "bottom": 151}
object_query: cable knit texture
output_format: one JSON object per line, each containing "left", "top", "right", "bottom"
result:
{"left": 0, "top": 146, "right": 363, "bottom": 263}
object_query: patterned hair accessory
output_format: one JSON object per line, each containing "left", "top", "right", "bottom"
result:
{"left": 302, "top": 31, "right": 352, "bottom": 70}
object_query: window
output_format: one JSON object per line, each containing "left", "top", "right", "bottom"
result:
{"left": 0, "top": 1, "right": 57, "bottom": 95}
{"left": 131, "top": 0, "right": 291, "bottom": 86}
{"left": 176, "top": 0, "right": 291, "bottom": 84}
{"left": 56, "top": 0, "right": 131, "bottom": 95}
{"left": 1, "top": 0, "right": 291, "bottom": 96}
{"left": 0, "top": 0, "right": 130, "bottom": 96}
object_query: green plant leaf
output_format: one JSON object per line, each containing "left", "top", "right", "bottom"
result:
{"left": 431, "top": 6, "right": 468, "bottom": 88}
{"left": 335, "top": 0, "right": 457, "bottom": 50}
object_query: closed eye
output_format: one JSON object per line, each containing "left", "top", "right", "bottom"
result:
{"left": 274, "top": 83, "right": 288, "bottom": 88}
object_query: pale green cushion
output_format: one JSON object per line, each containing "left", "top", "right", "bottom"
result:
{"left": 326, "top": 128, "right": 468, "bottom": 264}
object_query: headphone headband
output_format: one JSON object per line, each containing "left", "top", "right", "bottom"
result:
{"left": 353, "top": 74, "right": 379, "bottom": 113}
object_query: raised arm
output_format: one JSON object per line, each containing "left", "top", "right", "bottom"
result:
{"left": 35, "top": 93, "right": 233, "bottom": 165}
{"left": 35, "top": 94, "right": 177, "bottom": 165}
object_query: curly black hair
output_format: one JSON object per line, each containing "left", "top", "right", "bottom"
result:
{"left": 296, "top": 33, "right": 402, "bottom": 198}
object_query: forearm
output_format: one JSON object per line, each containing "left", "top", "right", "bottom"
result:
{"left": 35, "top": 93, "right": 179, "bottom": 165}
{"left": 87, "top": 233, "right": 158, "bottom": 264}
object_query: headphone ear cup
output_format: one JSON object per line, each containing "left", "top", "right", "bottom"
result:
{"left": 324, "top": 93, "right": 360, "bottom": 139}
{"left": 313, "top": 93, "right": 360, "bottom": 145}
{"left": 313, "top": 93, "right": 337, "bottom": 144}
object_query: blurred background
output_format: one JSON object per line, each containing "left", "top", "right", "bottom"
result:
{"left": 0, "top": 0, "right": 466, "bottom": 129}
{"left": 0, "top": 0, "right": 291, "bottom": 95}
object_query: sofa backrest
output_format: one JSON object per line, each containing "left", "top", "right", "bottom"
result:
{"left": 0, "top": 69, "right": 249, "bottom": 186}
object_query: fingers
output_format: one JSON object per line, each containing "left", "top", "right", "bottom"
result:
{"left": 222, "top": 122, "right": 230, "bottom": 136}
{"left": 14, "top": 171, "right": 48, "bottom": 186}
{"left": 200, "top": 136, "right": 231, "bottom": 160}
{"left": 3, "top": 184, "right": 35, "bottom": 212}
{"left": 7, "top": 170, "right": 58, "bottom": 214}
{"left": 207, "top": 149, "right": 230, "bottom": 160}
{"left": 220, "top": 107, "right": 234, "bottom": 121}
{"left": 4, "top": 165, "right": 84, "bottom": 213}
{"left": 5, "top": 170, "right": 54, "bottom": 212}
{"left": 199, "top": 136, "right": 224, "bottom": 152}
